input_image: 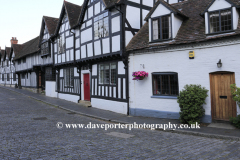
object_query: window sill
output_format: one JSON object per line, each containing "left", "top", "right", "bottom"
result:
{"left": 206, "top": 30, "right": 235, "bottom": 36}
{"left": 41, "top": 53, "right": 50, "bottom": 57}
{"left": 151, "top": 95, "right": 178, "bottom": 99}
{"left": 150, "top": 38, "right": 173, "bottom": 43}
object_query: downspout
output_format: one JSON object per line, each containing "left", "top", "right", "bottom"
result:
{"left": 77, "top": 66, "right": 81, "bottom": 102}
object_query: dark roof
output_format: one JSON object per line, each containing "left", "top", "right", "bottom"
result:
{"left": 0, "top": 50, "right": 5, "bottom": 59}
{"left": 145, "top": 0, "right": 187, "bottom": 21}
{"left": 65, "top": 1, "right": 82, "bottom": 27}
{"left": 11, "top": 44, "right": 23, "bottom": 59}
{"left": 5, "top": 47, "right": 11, "bottom": 59}
{"left": 43, "top": 16, "right": 59, "bottom": 35}
{"left": 104, "top": 0, "right": 122, "bottom": 9}
{"left": 13, "top": 36, "right": 40, "bottom": 61}
{"left": 126, "top": 0, "right": 240, "bottom": 51}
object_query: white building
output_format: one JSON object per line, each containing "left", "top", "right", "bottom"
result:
{"left": 127, "top": 0, "right": 240, "bottom": 123}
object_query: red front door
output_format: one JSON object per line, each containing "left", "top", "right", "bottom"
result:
{"left": 84, "top": 74, "right": 90, "bottom": 101}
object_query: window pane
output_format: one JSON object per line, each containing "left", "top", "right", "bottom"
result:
{"left": 103, "top": 17, "right": 109, "bottom": 37}
{"left": 110, "top": 63, "right": 116, "bottom": 85}
{"left": 153, "top": 75, "right": 161, "bottom": 94}
{"left": 161, "top": 15, "right": 171, "bottom": 39}
{"left": 221, "top": 9, "right": 232, "bottom": 31}
{"left": 209, "top": 11, "right": 220, "bottom": 33}
{"left": 70, "top": 68, "right": 74, "bottom": 87}
{"left": 99, "top": 64, "right": 104, "bottom": 84}
{"left": 169, "top": 75, "right": 178, "bottom": 95}
{"left": 94, "top": 22, "right": 99, "bottom": 39}
{"left": 104, "top": 64, "right": 110, "bottom": 84}
{"left": 161, "top": 75, "right": 169, "bottom": 95}
{"left": 153, "top": 19, "right": 159, "bottom": 40}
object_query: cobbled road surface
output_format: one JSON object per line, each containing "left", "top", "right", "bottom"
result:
{"left": 0, "top": 87, "right": 240, "bottom": 160}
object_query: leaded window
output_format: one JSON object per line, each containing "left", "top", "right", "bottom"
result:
{"left": 23, "top": 57, "right": 26, "bottom": 63}
{"left": 99, "top": 63, "right": 116, "bottom": 85}
{"left": 64, "top": 68, "right": 74, "bottom": 87}
{"left": 209, "top": 9, "right": 232, "bottom": 33}
{"left": 152, "top": 73, "right": 178, "bottom": 96}
{"left": 13, "top": 73, "right": 16, "bottom": 81}
{"left": 94, "top": 12, "right": 109, "bottom": 39}
{"left": 152, "top": 15, "right": 172, "bottom": 41}
{"left": 7, "top": 74, "right": 10, "bottom": 81}
{"left": 58, "top": 35, "right": 65, "bottom": 54}
{"left": 41, "top": 42, "right": 49, "bottom": 55}
{"left": 2, "top": 74, "right": 4, "bottom": 81}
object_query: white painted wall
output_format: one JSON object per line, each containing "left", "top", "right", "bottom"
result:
{"left": 46, "top": 81, "right": 58, "bottom": 98}
{"left": 111, "top": 16, "right": 120, "bottom": 33}
{"left": 92, "top": 64, "right": 97, "bottom": 76}
{"left": 233, "top": 7, "right": 239, "bottom": 30}
{"left": 112, "top": 35, "right": 120, "bottom": 52}
{"left": 91, "top": 98, "right": 128, "bottom": 114}
{"left": 81, "top": 28, "right": 92, "bottom": 44}
{"left": 58, "top": 93, "right": 79, "bottom": 103}
{"left": 172, "top": 14, "right": 183, "bottom": 38}
{"left": 126, "top": 6, "right": 141, "bottom": 29}
{"left": 102, "top": 38, "right": 110, "bottom": 54}
{"left": 151, "top": 4, "right": 171, "bottom": 18}
{"left": 129, "top": 38, "right": 240, "bottom": 122}
{"left": 208, "top": 0, "right": 231, "bottom": 11}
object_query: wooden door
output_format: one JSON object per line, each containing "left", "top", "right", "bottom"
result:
{"left": 210, "top": 72, "right": 236, "bottom": 121}
{"left": 84, "top": 74, "right": 90, "bottom": 101}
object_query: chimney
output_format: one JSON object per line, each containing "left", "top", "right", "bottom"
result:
{"left": 10, "top": 37, "right": 18, "bottom": 45}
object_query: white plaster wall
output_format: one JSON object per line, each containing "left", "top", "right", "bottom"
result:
{"left": 168, "top": 0, "right": 179, "bottom": 4}
{"left": 112, "top": 35, "right": 120, "bottom": 52}
{"left": 81, "top": 28, "right": 92, "bottom": 44}
{"left": 151, "top": 4, "right": 171, "bottom": 18}
{"left": 76, "top": 50, "right": 80, "bottom": 60}
{"left": 58, "top": 93, "right": 79, "bottom": 103}
{"left": 142, "top": 9, "right": 149, "bottom": 25}
{"left": 129, "top": 39, "right": 240, "bottom": 119}
{"left": 173, "top": 14, "right": 183, "bottom": 38}
{"left": 95, "top": 2, "right": 100, "bottom": 15}
{"left": 87, "top": 43, "right": 93, "bottom": 57}
{"left": 86, "top": 20, "right": 92, "bottom": 27}
{"left": 102, "top": 38, "right": 110, "bottom": 54}
{"left": 91, "top": 98, "right": 128, "bottom": 114}
{"left": 233, "top": 7, "right": 239, "bottom": 30}
{"left": 208, "top": 0, "right": 231, "bottom": 11}
{"left": 46, "top": 81, "right": 58, "bottom": 98}
{"left": 118, "top": 61, "right": 125, "bottom": 74}
{"left": 66, "top": 37, "right": 73, "bottom": 48}
{"left": 94, "top": 40, "right": 101, "bottom": 56}
{"left": 126, "top": 6, "right": 141, "bottom": 29}
{"left": 111, "top": 16, "right": 120, "bottom": 33}
{"left": 205, "top": 12, "right": 209, "bottom": 34}
{"left": 88, "top": 6, "right": 93, "bottom": 18}
{"left": 125, "top": 31, "right": 134, "bottom": 46}
{"left": 92, "top": 64, "right": 97, "bottom": 76}
{"left": 81, "top": 45, "right": 87, "bottom": 59}
{"left": 143, "top": 0, "right": 153, "bottom": 7}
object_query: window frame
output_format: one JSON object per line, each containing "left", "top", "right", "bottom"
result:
{"left": 98, "top": 62, "right": 117, "bottom": 86}
{"left": 208, "top": 7, "right": 233, "bottom": 35}
{"left": 151, "top": 14, "right": 173, "bottom": 42}
{"left": 41, "top": 41, "right": 50, "bottom": 56}
{"left": 151, "top": 72, "right": 179, "bottom": 99}
{"left": 63, "top": 67, "right": 74, "bottom": 88}
{"left": 94, "top": 11, "right": 109, "bottom": 40}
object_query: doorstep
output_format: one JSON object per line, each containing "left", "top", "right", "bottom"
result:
{"left": 78, "top": 100, "right": 91, "bottom": 107}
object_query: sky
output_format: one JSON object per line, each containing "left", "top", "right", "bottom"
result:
{"left": 0, "top": 0, "right": 84, "bottom": 49}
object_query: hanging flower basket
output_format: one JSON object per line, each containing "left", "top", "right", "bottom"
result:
{"left": 132, "top": 71, "right": 148, "bottom": 80}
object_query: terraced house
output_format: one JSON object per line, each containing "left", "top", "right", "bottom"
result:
{"left": 2, "top": 0, "right": 240, "bottom": 123}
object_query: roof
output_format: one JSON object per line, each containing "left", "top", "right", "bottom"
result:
{"left": 43, "top": 16, "right": 59, "bottom": 35}
{"left": 64, "top": 1, "right": 82, "bottom": 27}
{"left": 5, "top": 47, "right": 11, "bottom": 59}
{"left": 11, "top": 44, "right": 23, "bottom": 59}
{"left": 104, "top": 0, "right": 122, "bottom": 9}
{"left": 126, "top": 0, "right": 240, "bottom": 52}
{"left": 0, "top": 50, "right": 5, "bottom": 59}
{"left": 144, "top": 0, "right": 188, "bottom": 21}
{"left": 13, "top": 36, "right": 40, "bottom": 61}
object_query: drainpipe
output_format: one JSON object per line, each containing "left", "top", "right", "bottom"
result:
{"left": 77, "top": 66, "right": 81, "bottom": 102}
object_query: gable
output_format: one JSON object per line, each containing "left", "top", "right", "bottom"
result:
{"left": 208, "top": 0, "right": 231, "bottom": 11}
{"left": 151, "top": 3, "right": 171, "bottom": 18}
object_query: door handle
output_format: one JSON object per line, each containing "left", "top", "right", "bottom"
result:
{"left": 220, "top": 96, "right": 227, "bottom": 99}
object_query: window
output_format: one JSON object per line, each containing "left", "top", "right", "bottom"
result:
{"left": 94, "top": 12, "right": 109, "bottom": 39}
{"left": 2, "top": 74, "right": 4, "bottom": 81}
{"left": 99, "top": 63, "right": 116, "bottom": 85}
{"left": 64, "top": 68, "right": 74, "bottom": 87}
{"left": 58, "top": 35, "right": 65, "bottom": 54}
{"left": 7, "top": 74, "right": 10, "bottom": 81}
{"left": 13, "top": 73, "right": 16, "bottom": 81}
{"left": 209, "top": 9, "right": 232, "bottom": 33}
{"left": 18, "top": 60, "right": 21, "bottom": 65}
{"left": 22, "top": 74, "right": 25, "bottom": 79}
{"left": 41, "top": 42, "right": 49, "bottom": 55}
{"left": 152, "top": 15, "right": 172, "bottom": 41}
{"left": 23, "top": 57, "right": 26, "bottom": 63}
{"left": 152, "top": 73, "right": 178, "bottom": 96}
{"left": 7, "top": 60, "right": 9, "bottom": 67}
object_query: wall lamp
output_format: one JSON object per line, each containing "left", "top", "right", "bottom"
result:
{"left": 217, "top": 59, "right": 222, "bottom": 68}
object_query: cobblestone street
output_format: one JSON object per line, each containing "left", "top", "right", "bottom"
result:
{"left": 0, "top": 87, "right": 240, "bottom": 159}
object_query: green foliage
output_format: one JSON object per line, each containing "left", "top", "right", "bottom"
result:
{"left": 230, "top": 84, "right": 240, "bottom": 106}
{"left": 177, "top": 84, "right": 208, "bottom": 125}
{"left": 230, "top": 115, "right": 240, "bottom": 129}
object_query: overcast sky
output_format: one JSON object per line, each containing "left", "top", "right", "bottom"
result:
{"left": 0, "top": 0, "right": 84, "bottom": 49}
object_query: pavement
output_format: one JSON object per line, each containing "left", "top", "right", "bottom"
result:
{"left": 1, "top": 85, "right": 240, "bottom": 141}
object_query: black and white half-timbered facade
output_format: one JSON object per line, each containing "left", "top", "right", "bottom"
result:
{"left": 39, "top": 16, "right": 59, "bottom": 97}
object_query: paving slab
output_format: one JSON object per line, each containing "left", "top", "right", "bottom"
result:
{"left": 208, "top": 123, "right": 236, "bottom": 129}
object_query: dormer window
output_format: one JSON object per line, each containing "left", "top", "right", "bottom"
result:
{"left": 209, "top": 8, "right": 232, "bottom": 33}
{"left": 152, "top": 15, "right": 172, "bottom": 41}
